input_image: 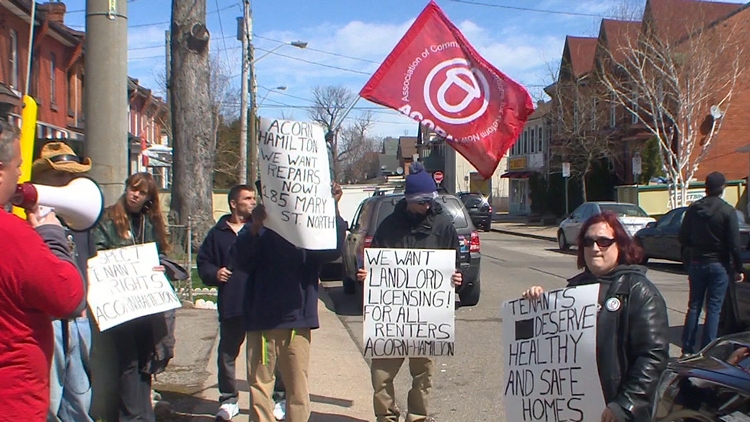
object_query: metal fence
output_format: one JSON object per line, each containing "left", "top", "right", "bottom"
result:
{"left": 167, "top": 217, "right": 193, "bottom": 302}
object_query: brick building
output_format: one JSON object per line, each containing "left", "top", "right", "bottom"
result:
{"left": 0, "top": 0, "right": 170, "bottom": 184}
{"left": 549, "top": 0, "right": 750, "bottom": 191}
{"left": 0, "top": 0, "right": 84, "bottom": 153}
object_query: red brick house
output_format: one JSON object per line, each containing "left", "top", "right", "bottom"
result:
{"left": 0, "top": 0, "right": 85, "bottom": 153}
{"left": 127, "top": 77, "right": 170, "bottom": 187}
{"left": 549, "top": 0, "right": 750, "bottom": 191}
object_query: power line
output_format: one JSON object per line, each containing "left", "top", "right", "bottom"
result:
{"left": 66, "top": 0, "right": 143, "bottom": 14}
{"left": 69, "top": 3, "right": 239, "bottom": 30}
{"left": 254, "top": 46, "right": 371, "bottom": 75}
{"left": 214, "top": 0, "right": 232, "bottom": 66}
{"left": 253, "top": 34, "right": 381, "bottom": 65}
{"left": 447, "top": 0, "right": 617, "bottom": 19}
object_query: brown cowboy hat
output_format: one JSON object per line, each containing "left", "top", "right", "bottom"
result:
{"left": 32, "top": 142, "right": 92, "bottom": 174}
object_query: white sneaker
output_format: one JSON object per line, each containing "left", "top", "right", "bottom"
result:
{"left": 273, "top": 399, "right": 286, "bottom": 421}
{"left": 216, "top": 402, "right": 240, "bottom": 420}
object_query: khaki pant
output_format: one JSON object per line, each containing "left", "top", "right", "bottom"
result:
{"left": 246, "top": 329, "right": 311, "bottom": 422}
{"left": 371, "top": 357, "right": 433, "bottom": 422}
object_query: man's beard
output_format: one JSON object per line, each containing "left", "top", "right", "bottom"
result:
{"left": 405, "top": 209, "right": 427, "bottom": 225}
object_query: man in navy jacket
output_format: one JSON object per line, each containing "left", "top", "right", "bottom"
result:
{"left": 232, "top": 184, "right": 346, "bottom": 422}
{"left": 199, "top": 185, "right": 287, "bottom": 420}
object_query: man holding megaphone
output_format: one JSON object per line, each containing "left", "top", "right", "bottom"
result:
{"left": 30, "top": 141, "right": 98, "bottom": 422}
{"left": 0, "top": 121, "right": 86, "bottom": 421}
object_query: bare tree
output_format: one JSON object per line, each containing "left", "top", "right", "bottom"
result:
{"left": 170, "top": 0, "right": 214, "bottom": 247}
{"left": 598, "top": 12, "right": 745, "bottom": 207}
{"left": 307, "top": 85, "right": 357, "bottom": 180}
{"left": 337, "top": 111, "right": 381, "bottom": 183}
{"left": 549, "top": 69, "right": 620, "bottom": 201}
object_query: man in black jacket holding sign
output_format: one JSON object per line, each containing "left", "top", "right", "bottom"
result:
{"left": 356, "top": 162, "right": 462, "bottom": 422}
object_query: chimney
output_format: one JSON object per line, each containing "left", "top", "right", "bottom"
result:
{"left": 39, "top": 2, "right": 67, "bottom": 25}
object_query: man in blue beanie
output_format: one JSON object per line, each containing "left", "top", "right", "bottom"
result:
{"left": 357, "top": 162, "right": 462, "bottom": 422}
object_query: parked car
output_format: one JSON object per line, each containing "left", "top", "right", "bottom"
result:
{"left": 652, "top": 332, "right": 750, "bottom": 422}
{"left": 341, "top": 193, "right": 482, "bottom": 306}
{"left": 634, "top": 207, "right": 750, "bottom": 267}
{"left": 457, "top": 192, "right": 493, "bottom": 232}
{"left": 557, "top": 202, "right": 655, "bottom": 250}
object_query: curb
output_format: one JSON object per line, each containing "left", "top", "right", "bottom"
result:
{"left": 491, "top": 227, "right": 557, "bottom": 242}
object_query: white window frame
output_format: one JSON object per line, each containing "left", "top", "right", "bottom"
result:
{"left": 610, "top": 92, "right": 617, "bottom": 127}
{"left": 631, "top": 87, "right": 639, "bottom": 124}
{"left": 49, "top": 53, "right": 56, "bottom": 104}
{"left": 591, "top": 98, "right": 597, "bottom": 130}
{"left": 9, "top": 30, "right": 18, "bottom": 89}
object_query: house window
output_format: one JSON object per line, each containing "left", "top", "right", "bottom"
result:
{"left": 610, "top": 93, "right": 617, "bottom": 127}
{"left": 530, "top": 128, "right": 536, "bottom": 153}
{"left": 49, "top": 53, "right": 56, "bottom": 105}
{"left": 523, "top": 131, "right": 528, "bottom": 154}
{"left": 573, "top": 101, "right": 580, "bottom": 131}
{"left": 67, "top": 71, "right": 73, "bottom": 113}
{"left": 9, "top": 30, "right": 19, "bottom": 89}
{"left": 538, "top": 127, "right": 543, "bottom": 152}
{"left": 631, "top": 87, "right": 639, "bottom": 124}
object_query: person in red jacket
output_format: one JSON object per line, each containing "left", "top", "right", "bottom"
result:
{"left": 0, "top": 120, "right": 86, "bottom": 421}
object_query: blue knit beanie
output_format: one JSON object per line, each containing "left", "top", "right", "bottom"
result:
{"left": 404, "top": 162, "right": 437, "bottom": 202}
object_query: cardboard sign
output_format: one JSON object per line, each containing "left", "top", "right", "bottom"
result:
{"left": 87, "top": 243, "right": 181, "bottom": 331}
{"left": 258, "top": 118, "right": 337, "bottom": 250}
{"left": 363, "top": 248, "right": 456, "bottom": 358}
{"left": 501, "top": 284, "right": 605, "bottom": 422}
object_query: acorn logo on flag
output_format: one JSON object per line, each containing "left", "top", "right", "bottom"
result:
{"left": 360, "top": 0, "right": 534, "bottom": 179}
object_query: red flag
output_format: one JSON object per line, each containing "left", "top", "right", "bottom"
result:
{"left": 359, "top": 1, "right": 534, "bottom": 179}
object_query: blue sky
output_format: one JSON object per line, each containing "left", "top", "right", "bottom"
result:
{"left": 59, "top": 0, "right": 745, "bottom": 137}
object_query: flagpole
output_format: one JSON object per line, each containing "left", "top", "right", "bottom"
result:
{"left": 332, "top": 96, "right": 360, "bottom": 133}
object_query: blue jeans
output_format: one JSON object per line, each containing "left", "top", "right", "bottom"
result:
{"left": 681, "top": 262, "right": 730, "bottom": 354}
{"left": 49, "top": 318, "right": 94, "bottom": 422}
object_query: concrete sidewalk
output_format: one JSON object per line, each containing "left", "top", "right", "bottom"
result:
{"left": 490, "top": 221, "right": 558, "bottom": 242}
{"left": 176, "top": 290, "right": 372, "bottom": 422}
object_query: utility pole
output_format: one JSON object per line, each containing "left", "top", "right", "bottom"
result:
{"left": 85, "top": 3, "right": 128, "bottom": 419}
{"left": 247, "top": 1, "right": 259, "bottom": 188}
{"left": 171, "top": 0, "right": 215, "bottom": 248}
{"left": 85, "top": 0, "right": 128, "bottom": 205}
{"left": 237, "top": 1, "right": 250, "bottom": 184}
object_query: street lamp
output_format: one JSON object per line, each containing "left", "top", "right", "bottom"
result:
{"left": 258, "top": 86, "right": 287, "bottom": 107}
{"left": 252, "top": 41, "right": 307, "bottom": 64}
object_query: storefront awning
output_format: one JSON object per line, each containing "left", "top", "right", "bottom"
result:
{"left": 501, "top": 171, "right": 533, "bottom": 179}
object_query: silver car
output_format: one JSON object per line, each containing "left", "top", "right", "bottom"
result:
{"left": 557, "top": 202, "right": 655, "bottom": 250}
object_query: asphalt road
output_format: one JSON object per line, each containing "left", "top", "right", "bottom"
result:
{"left": 321, "top": 231, "right": 693, "bottom": 422}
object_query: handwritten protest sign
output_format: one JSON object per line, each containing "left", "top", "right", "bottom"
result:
{"left": 258, "top": 118, "right": 336, "bottom": 250}
{"left": 363, "top": 248, "right": 455, "bottom": 358}
{"left": 87, "top": 242, "right": 181, "bottom": 331}
{"left": 501, "top": 284, "right": 604, "bottom": 422}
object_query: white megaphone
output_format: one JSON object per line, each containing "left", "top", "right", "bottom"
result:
{"left": 11, "top": 177, "right": 104, "bottom": 232}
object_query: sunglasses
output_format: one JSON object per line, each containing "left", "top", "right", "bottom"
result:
{"left": 582, "top": 237, "right": 616, "bottom": 248}
{"left": 48, "top": 154, "right": 86, "bottom": 164}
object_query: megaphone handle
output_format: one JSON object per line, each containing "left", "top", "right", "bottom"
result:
{"left": 36, "top": 205, "right": 54, "bottom": 219}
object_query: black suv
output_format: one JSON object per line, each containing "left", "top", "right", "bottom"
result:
{"left": 457, "top": 192, "right": 493, "bottom": 232}
{"left": 341, "top": 193, "right": 482, "bottom": 306}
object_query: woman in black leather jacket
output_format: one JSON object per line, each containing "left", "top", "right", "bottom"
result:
{"left": 523, "top": 211, "right": 670, "bottom": 422}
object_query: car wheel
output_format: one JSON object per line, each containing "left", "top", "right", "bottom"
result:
{"left": 483, "top": 221, "right": 492, "bottom": 232}
{"left": 557, "top": 231, "right": 570, "bottom": 251}
{"left": 459, "top": 279, "right": 480, "bottom": 307}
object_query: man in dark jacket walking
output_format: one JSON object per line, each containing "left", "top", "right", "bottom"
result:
{"left": 356, "top": 163, "right": 462, "bottom": 422}
{"left": 199, "top": 184, "right": 286, "bottom": 420}
{"left": 679, "top": 171, "right": 745, "bottom": 356}
{"left": 231, "top": 184, "right": 346, "bottom": 422}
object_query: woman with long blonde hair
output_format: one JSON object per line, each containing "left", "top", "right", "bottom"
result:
{"left": 93, "top": 172, "right": 173, "bottom": 421}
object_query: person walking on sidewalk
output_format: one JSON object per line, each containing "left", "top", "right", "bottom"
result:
{"left": 31, "top": 142, "right": 96, "bottom": 422}
{"left": 679, "top": 171, "right": 745, "bottom": 357}
{"left": 198, "top": 185, "right": 287, "bottom": 420}
{"left": 356, "top": 162, "right": 463, "bottom": 422}
{"left": 231, "top": 184, "right": 346, "bottom": 422}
